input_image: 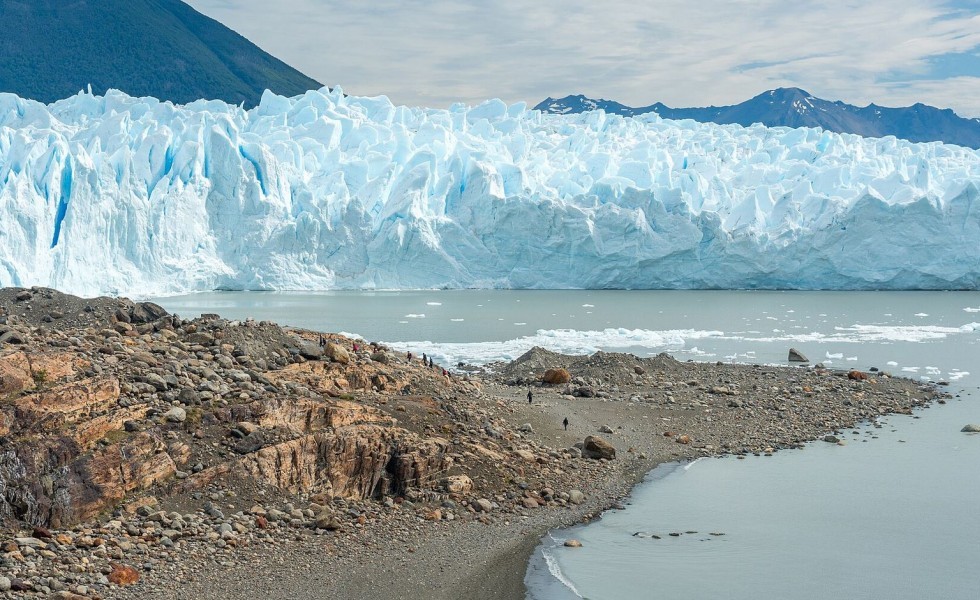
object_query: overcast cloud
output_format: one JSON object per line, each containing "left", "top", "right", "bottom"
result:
{"left": 186, "top": 0, "right": 980, "bottom": 116}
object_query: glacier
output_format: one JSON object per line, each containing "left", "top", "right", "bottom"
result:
{"left": 0, "top": 86, "right": 978, "bottom": 297}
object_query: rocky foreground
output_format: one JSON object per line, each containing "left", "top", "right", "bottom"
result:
{"left": 0, "top": 288, "right": 945, "bottom": 599}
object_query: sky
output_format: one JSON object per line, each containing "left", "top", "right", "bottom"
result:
{"left": 186, "top": 0, "right": 980, "bottom": 117}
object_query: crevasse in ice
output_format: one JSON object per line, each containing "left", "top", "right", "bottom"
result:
{"left": 1, "top": 86, "right": 978, "bottom": 296}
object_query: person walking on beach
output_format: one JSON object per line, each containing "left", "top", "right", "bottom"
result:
{"left": 407, "top": 351, "right": 413, "bottom": 362}
{"left": 527, "top": 388, "right": 533, "bottom": 404}
{"left": 563, "top": 417, "right": 569, "bottom": 431}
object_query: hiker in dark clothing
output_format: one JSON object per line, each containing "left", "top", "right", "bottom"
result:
{"left": 422, "top": 353, "right": 428, "bottom": 364}
{"left": 407, "top": 351, "right": 413, "bottom": 362}
{"left": 563, "top": 417, "right": 569, "bottom": 431}
{"left": 527, "top": 388, "right": 533, "bottom": 404}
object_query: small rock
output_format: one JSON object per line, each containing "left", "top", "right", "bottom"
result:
{"left": 961, "top": 424, "right": 980, "bottom": 433}
{"left": 564, "top": 539, "right": 582, "bottom": 547}
{"left": 164, "top": 407, "right": 187, "bottom": 423}
{"left": 568, "top": 490, "right": 586, "bottom": 505}
{"left": 107, "top": 562, "right": 140, "bottom": 586}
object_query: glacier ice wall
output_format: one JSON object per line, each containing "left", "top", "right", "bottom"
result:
{"left": 1, "top": 86, "right": 978, "bottom": 296}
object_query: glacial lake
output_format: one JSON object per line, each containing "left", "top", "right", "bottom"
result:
{"left": 156, "top": 290, "right": 980, "bottom": 599}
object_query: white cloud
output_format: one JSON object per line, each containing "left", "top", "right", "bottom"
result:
{"left": 186, "top": 0, "right": 980, "bottom": 116}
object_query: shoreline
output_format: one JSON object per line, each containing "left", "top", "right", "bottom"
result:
{"left": 0, "top": 287, "right": 947, "bottom": 600}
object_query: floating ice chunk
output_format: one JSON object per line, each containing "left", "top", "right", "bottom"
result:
{"left": 965, "top": 307, "right": 980, "bottom": 313}
{"left": 426, "top": 302, "right": 442, "bottom": 306}
{"left": 887, "top": 361, "right": 899, "bottom": 366}
{"left": 826, "top": 352, "right": 844, "bottom": 359}
{"left": 914, "top": 313, "right": 929, "bottom": 317}
{"left": 404, "top": 314, "right": 425, "bottom": 318}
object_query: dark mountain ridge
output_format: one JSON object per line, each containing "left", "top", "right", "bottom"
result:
{"left": 535, "top": 88, "right": 980, "bottom": 148}
{"left": 0, "top": 0, "right": 321, "bottom": 107}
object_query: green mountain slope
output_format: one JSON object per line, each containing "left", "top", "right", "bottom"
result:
{"left": 0, "top": 0, "right": 321, "bottom": 107}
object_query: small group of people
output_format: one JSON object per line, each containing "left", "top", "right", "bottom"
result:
{"left": 527, "top": 388, "right": 570, "bottom": 430}
{"left": 407, "top": 351, "right": 451, "bottom": 378}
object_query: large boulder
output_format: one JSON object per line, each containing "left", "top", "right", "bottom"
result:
{"left": 325, "top": 342, "right": 350, "bottom": 364}
{"left": 542, "top": 368, "right": 571, "bottom": 384}
{"left": 961, "top": 424, "right": 980, "bottom": 433}
{"left": 583, "top": 435, "right": 616, "bottom": 460}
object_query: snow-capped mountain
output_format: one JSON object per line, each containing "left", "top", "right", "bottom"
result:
{"left": 535, "top": 88, "right": 980, "bottom": 149}
{"left": 1, "top": 87, "right": 978, "bottom": 296}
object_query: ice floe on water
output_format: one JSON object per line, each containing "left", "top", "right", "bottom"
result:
{"left": 385, "top": 327, "right": 724, "bottom": 365}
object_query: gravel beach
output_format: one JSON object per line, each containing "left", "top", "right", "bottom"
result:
{"left": 0, "top": 287, "right": 944, "bottom": 599}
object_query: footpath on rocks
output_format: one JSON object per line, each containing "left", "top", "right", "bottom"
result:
{"left": 0, "top": 287, "right": 945, "bottom": 599}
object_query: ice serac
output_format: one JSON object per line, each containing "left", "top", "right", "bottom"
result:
{"left": 1, "top": 87, "right": 978, "bottom": 295}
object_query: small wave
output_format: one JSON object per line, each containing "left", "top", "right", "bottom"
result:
{"left": 541, "top": 542, "right": 584, "bottom": 598}
{"left": 684, "top": 457, "right": 706, "bottom": 471}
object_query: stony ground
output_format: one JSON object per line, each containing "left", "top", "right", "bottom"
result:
{"left": 0, "top": 287, "right": 946, "bottom": 599}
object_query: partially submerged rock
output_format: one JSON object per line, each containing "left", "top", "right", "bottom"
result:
{"left": 788, "top": 348, "right": 809, "bottom": 362}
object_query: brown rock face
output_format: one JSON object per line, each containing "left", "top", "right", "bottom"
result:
{"left": 583, "top": 436, "right": 616, "bottom": 460}
{"left": 848, "top": 370, "right": 868, "bottom": 381}
{"left": 542, "top": 368, "right": 571, "bottom": 384}
{"left": 0, "top": 352, "right": 35, "bottom": 393}
{"left": 239, "top": 426, "right": 450, "bottom": 499}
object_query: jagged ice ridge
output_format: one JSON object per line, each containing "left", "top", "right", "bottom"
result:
{"left": 1, "top": 86, "right": 978, "bottom": 296}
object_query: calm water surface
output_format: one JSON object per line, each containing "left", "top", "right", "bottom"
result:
{"left": 155, "top": 290, "right": 980, "bottom": 599}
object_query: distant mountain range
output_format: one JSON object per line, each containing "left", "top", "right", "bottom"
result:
{"left": 535, "top": 88, "right": 980, "bottom": 149}
{"left": 0, "top": 0, "right": 320, "bottom": 107}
